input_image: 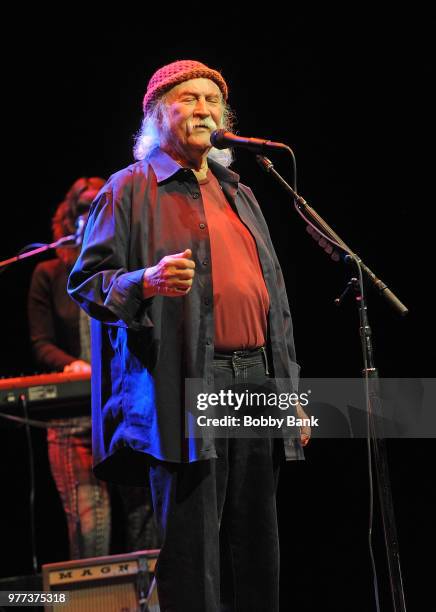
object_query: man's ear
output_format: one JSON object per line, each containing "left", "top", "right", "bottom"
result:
{"left": 156, "top": 106, "right": 164, "bottom": 127}
{"left": 155, "top": 96, "right": 169, "bottom": 128}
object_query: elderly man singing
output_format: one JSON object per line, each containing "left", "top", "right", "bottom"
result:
{"left": 68, "top": 59, "right": 309, "bottom": 612}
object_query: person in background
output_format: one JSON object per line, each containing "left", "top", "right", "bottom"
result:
{"left": 28, "top": 177, "right": 160, "bottom": 559}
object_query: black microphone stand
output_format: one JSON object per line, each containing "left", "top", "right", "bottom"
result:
{"left": 0, "top": 234, "right": 77, "bottom": 271}
{"left": 257, "top": 154, "right": 408, "bottom": 612}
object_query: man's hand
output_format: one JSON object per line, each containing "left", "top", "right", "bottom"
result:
{"left": 64, "top": 360, "right": 91, "bottom": 374}
{"left": 143, "top": 248, "right": 196, "bottom": 298}
{"left": 296, "top": 401, "right": 311, "bottom": 447}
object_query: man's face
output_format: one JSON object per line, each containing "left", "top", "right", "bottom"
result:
{"left": 161, "top": 78, "right": 224, "bottom": 158}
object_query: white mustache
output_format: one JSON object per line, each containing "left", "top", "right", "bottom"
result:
{"left": 189, "top": 118, "right": 217, "bottom": 131}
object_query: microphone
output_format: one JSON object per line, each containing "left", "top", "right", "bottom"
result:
{"left": 210, "top": 129, "right": 289, "bottom": 153}
{"left": 74, "top": 215, "right": 87, "bottom": 246}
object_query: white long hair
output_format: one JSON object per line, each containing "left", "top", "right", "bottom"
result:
{"left": 133, "top": 95, "right": 235, "bottom": 167}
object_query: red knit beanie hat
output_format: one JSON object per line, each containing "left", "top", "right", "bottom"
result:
{"left": 142, "top": 60, "right": 228, "bottom": 114}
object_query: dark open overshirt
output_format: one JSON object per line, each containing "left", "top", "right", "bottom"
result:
{"left": 68, "top": 148, "right": 303, "bottom": 485}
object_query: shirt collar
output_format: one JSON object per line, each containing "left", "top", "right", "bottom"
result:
{"left": 147, "top": 148, "right": 183, "bottom": 183}
{"left": 147, "top": 147, "right": 240, "bottom": 188}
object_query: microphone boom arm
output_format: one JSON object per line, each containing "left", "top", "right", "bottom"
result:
{"left": 0, "top": 234, "right": 77, "bottom": 270}
{"left": 256, "top": 155, "right": 408, "bottom": 316}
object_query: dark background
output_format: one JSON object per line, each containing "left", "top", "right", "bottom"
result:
{"left": 0, "top": 11, "right": 434, "bottom": 611}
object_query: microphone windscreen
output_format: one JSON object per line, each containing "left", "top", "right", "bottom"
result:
{"left": 210, "top": 129, "right": 227, "bottom": 149}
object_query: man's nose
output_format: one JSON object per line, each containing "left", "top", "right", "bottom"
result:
{"left": 193, "top": 97, "right": 210, "bottom": 116}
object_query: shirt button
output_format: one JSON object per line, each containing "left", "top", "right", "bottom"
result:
{"left": 199, "top": 222, "right": 206, "bottom": 229}
{"left": 192, "top": 192, "right": 200, "bottom": 199}
{"left": 206, "top": 339, "right": 212, "bottom": 346}
{"left": 202, "top": 259, "right": 209, "bottom": 266}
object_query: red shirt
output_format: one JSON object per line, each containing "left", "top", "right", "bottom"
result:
{"left": 200, "top": 170, "right": 270, "bottom": 351}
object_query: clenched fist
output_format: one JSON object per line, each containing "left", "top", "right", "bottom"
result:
{"left": 143, "top": 248, "right": 196, "bottom": 298}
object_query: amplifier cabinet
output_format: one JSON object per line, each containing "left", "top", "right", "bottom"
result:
{"left": 42, "top": 549, "right": 160, "bottom": 612}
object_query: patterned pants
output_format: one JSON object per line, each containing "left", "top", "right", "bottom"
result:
{"left": 47, "top": 415, "right": 160, "bottom": 559}
{"left": 47, "top": 416, "right": 110, "bottom": 559}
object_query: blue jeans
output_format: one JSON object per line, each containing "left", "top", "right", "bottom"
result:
{"left": 149, "top": 348, "right": 284, "bottom": 612}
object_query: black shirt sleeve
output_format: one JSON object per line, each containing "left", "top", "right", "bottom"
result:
{"left": 28, "top": 260, "right": 80, "bottom": 371}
